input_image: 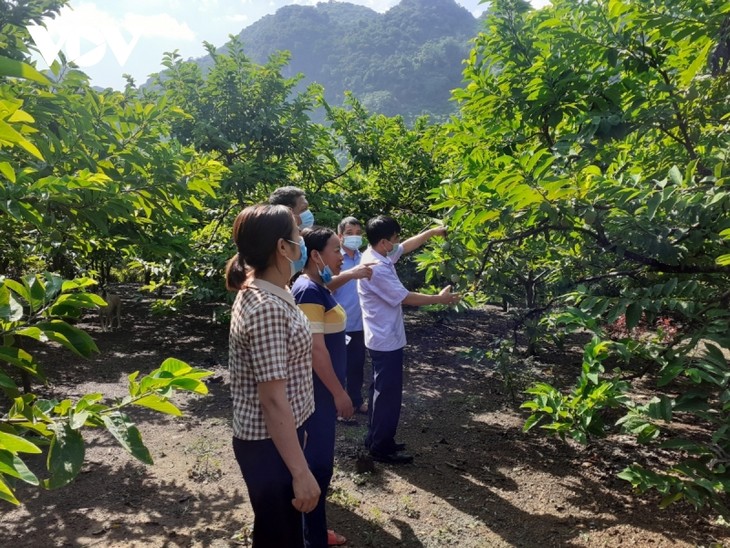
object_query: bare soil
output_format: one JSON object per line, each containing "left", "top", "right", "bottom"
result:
{"left": 2, "top": 284, "right": 729, "bottom": 547}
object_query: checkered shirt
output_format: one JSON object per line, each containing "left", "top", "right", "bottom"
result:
{"left": 229, "top": 278, "right": 314, "bottom": 440}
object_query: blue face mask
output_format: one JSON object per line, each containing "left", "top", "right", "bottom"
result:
{"left": 314, "top": 254, "right": 333, "bottom": 285}
{"left": 286, "top": 238, "right": 308, "bottom": 277}
{"left": 342, "top": 235, "right": 362, "bottom": 251}
{"left": 298, "top": 209, "right": 314, "bottom": 229}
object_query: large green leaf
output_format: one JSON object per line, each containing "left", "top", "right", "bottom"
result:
{"left": 132, "top": 394, "right": 182, "bottom": 416}
{"left": 0, "top": 450, "right": 39, "bottom": 485}
{"left": 0, "top": 431, "right": 43, "bottom": 454}
{"left": 42, "top": 423, "right": 84, "bottom": 490}
{"left": 0, "top": 55, "right": 50, "bottom": 85}
{"left": 102, "top": 412, "right": 153, "bottom": 464}
{"left": 34, "top": 321, "right": 99, "bottom": 358}
{"left": 0, "top": 347, "right": 39, "bottom": 375}
{"left": 625, "top": 302, "right": 642, "bottom": 331}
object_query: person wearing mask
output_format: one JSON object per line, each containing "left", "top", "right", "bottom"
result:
{"left": 269, "top": 185, "right": 314, "bottom": 229}
{"left": 291, "top": 226, "right": 353, "bottom": 547}
{"left": 331, "top": 216, "right": 370, "bottom": 416}
{"left": 226, "top": 204, "right": 320, "bottom": 547}
{"left": 358, "top": 216, "right": 460, "bottom": 464}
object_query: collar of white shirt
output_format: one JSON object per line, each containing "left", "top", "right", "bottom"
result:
{"left": 249, "top": 278, "right": 296, "bottom": 306}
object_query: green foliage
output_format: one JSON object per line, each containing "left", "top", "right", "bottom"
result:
{"left": 324, "top": 94, "right": 449, "bottom": 234}
{"left": 0, "top": 50, "right": 226, "bottom": 283}
{"left": 434, "top": 0, "right": 730, "bottom": 514}
{"left": 0, "top": 274, "right": 211, "bottom": 505}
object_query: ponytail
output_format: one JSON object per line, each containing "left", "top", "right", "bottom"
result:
{"left": 225, "top": 253, "right": 249, "bottom": 291}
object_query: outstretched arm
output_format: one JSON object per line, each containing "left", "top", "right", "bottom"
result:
{"left": 401, "top": 226, "right": 447, "bottom": 255}
{"left": 401, "top": 284, "right": 460, "bottom": 307}
{"left": 327, "top": 262, "right": 376, "bottom": 291}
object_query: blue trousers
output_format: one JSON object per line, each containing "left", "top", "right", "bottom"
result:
{"left": 345, "top": 330, "right": 366, "bottom": 409}
{"left": 232, "top": 427, "right": 306, "bottom": 548}
{"left": 364, "top": 347, "right": 404, "bottom": 455}
{"left": 303, "top": 375, "right": 337, "bottom": 548}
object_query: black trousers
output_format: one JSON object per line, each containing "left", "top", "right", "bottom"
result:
{"left": 233, "top": 427, "right": 306, "bottom": 548}
{"left": 345, "top": 330, "right": 366, "bottom": 408}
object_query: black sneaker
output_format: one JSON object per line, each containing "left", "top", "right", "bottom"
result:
{"left": 394, "top": 442, "right": 406, "bottom": 451}
{"left": 370, "top": 451, "right": 413, "bottom": 464}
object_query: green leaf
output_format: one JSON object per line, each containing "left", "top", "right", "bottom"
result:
{"left": 15, "top": 326, "right": 48, "bottom": 343}
{"left": 159, "top": 357, "right": 193, "bottom": 375}
{"left": 0, "top": 347, "right": 39, "bottom": 376}
{"left": 659, "top": 491, "right": 683, "bottom": 508}
{"left": 0, "top": 475, "right": 20, "bottom": 505}
{"left": 69, "top": 410, "right": 90, "bottom": 430}
{"left": 0, "top": 449, "right": 39, "bottom": 485}
{"left": 0, "top": 55, "right": 50, "bottom": 85}
{"left": 625, "top": 302, "right": 642, "bottom": 330}
{"left": 132, "top": 394, "right": 182, "bottom": 416}
{"left": 0, "top": 162, "right": 15, "bottom": 183}
{"left": 0, "top": 431, "right": 43, "bottom": 454}
{"left": 168, "top": 377, "right": 209, "bottom": 394}
{"left": 0, "top": 120, "right": 44, "bottom": 160}
{"left": 668, "top": 166, "right": 683, "bottom": 186}
{"left": 0, "top": 289, "right": 23, "bottom": 322}
{"left": 0, "top": 369, "right": 19, "bottom": 394}
{"left": 43, "top": 423, "right": 84, "bottom": 489}
{"left": 34, "top": 321, "right": 99, "bottom": 358}
{"left": 102, "top": 412, "right": 153, "bottom": 464}
{"left": 679, "top": 40, "right": 712, "bottom": 87}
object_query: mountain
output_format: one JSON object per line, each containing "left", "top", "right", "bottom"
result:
{"left": 200, "top": 0, "right": 481, "bottom": 122}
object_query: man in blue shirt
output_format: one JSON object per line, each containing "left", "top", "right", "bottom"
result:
{"left": 332, "top": 217, "right": 371, "bottom": 415}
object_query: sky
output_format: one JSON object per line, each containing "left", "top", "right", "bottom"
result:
{"left": 28, "top": 0, "right": 550, "bottom": 90}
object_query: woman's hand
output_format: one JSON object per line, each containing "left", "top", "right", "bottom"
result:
{"left": 334, "top": 390, "right": 355, "bottom": 419}
{"left": 291, "top": 469, "right": 321, "bottom": 513}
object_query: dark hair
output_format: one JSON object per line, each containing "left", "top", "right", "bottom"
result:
{"left": 225, "top": 204, "right": 295, "bottom": 290}
{"left": 301, "top": 226, "right": 336, "bottom": 266}
{"left": 337, "top": 216, "right": 362, "bottom": 235}
{"left": 365, "top": 215, "right": 400, "bottom": 246}
{"left": 268, "top": 186, "right": 305, "bottom": 209}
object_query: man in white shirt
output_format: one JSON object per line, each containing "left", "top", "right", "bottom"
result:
{"left": 357, "top": 215, "right": 460, "bottom": 464}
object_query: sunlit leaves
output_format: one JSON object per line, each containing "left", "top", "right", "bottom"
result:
{"left": 440, "top": 0, "right": 730, "bottom": 515}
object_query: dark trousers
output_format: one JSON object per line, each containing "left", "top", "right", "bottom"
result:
{"left": 232, "top": 427, "right": 306, "bottom": 548}
{"left": 364, "top": 347, "right": 404, "bottom": 455}
{"left": 345, "top": 330, "right": 366, "bottom": 409}
{"left": 303, "top": 376, "right": 337, "bottom": 548}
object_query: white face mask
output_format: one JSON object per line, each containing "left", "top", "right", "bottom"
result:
{"left": 386, "top": 243, "right": 401, "bottom": 257}
{"left": 384, "top": 240, "right": 401, "bottom": 257}
{"left": 342, "top": 235, "right": 362, "bottom": 251}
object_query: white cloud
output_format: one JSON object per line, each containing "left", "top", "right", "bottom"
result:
{"left": 229, "top": 14, "right": 251, "bottom": 22}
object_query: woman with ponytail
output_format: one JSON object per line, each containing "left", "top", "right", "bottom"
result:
{"left": 227, "top": 204, "right": 320, "bottom": 548}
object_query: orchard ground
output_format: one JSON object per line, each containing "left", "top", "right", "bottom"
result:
{"left": 2, "top": 284, "right": 729, "bottom": 547}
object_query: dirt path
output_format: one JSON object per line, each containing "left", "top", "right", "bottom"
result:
{"left": 2, "top": 285, "right": 728, "bottom": 547}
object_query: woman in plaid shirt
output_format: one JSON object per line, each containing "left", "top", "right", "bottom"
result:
{"left": 226, "top": 204, "right": 320, "bottom": 548}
